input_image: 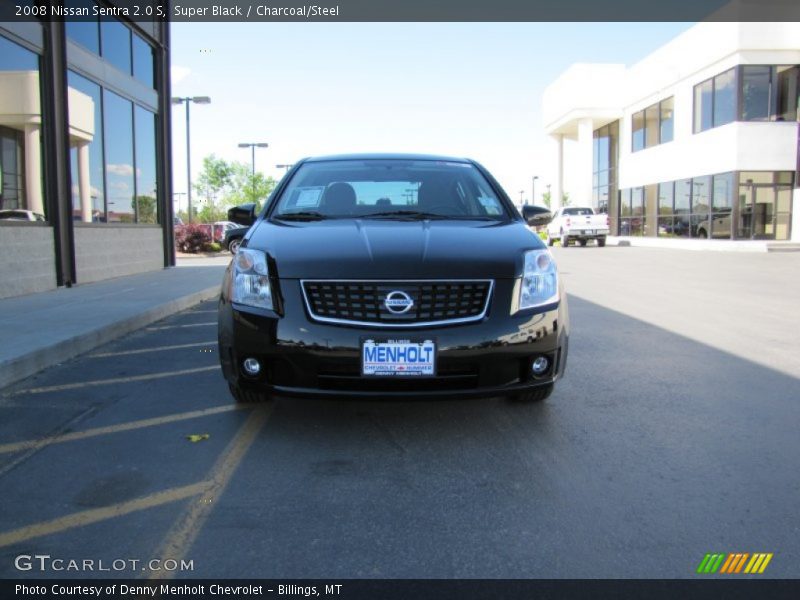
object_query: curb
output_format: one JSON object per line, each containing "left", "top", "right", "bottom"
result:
{"left": 0, "top": 286, "right": 220, "bottom": 390}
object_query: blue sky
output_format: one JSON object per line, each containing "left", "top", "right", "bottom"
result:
{"left": 170, "top": 22, "right": 693, "bottom": 208}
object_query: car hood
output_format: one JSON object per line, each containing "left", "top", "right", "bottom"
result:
{"left": 247, "top": 219, "right": 544, "bottom": 279}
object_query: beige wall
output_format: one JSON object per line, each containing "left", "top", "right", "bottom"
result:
{"left": 0, "top": 225, "right": 56, "bottom": 299}
{"left": 74, "top": 226, "right": 163, "bottom": 284}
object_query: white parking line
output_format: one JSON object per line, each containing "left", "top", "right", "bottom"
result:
{"left": 146, "top": 322, "right": 216, "bottom": 331}
{"left": 90, "top": 341, "right": 216, "bottom": 358}
{"left": 4, "top": 366, "right": 219, "bottom": 396}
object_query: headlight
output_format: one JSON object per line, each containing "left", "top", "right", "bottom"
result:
{"left": 519, "top": 249, "right": 558, "bottom": 310}
{"left": 231, "top": 248, "right": 273, "bottom": 309}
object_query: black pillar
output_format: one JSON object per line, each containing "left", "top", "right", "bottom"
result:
{"left": 157, "top": 20, "right": 175, "bottom": 267}
{"left": 40, "top": 20, "right": 75, "bottom": 287}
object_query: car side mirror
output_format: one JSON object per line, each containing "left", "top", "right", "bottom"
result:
{"left": 521, "top": 205, "right": 552, "bottom": 227}
{"left": 228, "top": 203, "right": 257, "bottom": 226}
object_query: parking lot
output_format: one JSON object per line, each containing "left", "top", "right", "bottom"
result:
{"left": 1, "top": 247, "right": 798, "bottom": 579}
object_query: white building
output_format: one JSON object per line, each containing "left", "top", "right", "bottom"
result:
{"left": 543, "top": 22, "right": 800, "bottom": 242}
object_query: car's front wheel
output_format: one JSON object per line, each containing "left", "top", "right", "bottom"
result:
{"left": 510, "top": 384, "right": 553, "bottom": 403}
{"left": 228, "top": 382, "right": 272, "bottom": 403}
{"left": 228, "top": 238, "right": 242, "bottom": 254}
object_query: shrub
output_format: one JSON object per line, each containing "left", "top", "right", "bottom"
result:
{"left": 175, "top": 224, "right": 212, "bottom": 253}
{"left": 206, "top": 242, "right": 222, "bottom": 252}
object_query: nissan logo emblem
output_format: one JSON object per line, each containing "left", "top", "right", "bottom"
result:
{"left": 384, "top": 290, "right": 414, "bottom": 314}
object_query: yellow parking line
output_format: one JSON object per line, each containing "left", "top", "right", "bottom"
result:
{"left": 149, "top": 407, "right": 272, "bottom": 580}
{"left": 0, "top": 482, "right": 209, "bottom": 549}
{"left": 4, "top": 366, "right": 218, "bottom": 397}
{"left": 90, "top": 342, "right": 216, "bottom": 358}
{"left": 146, "top": 322, "right": 216, "bottom": 331}
{"left": 0, "top": 405, "right": 243, "bottom": 455}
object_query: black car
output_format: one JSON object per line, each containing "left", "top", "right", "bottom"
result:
{"left": 222, "top": 225, "right": 249, "bottom": 253}
{"left": 218, "top": 154, "right": 568, "bottom": 403}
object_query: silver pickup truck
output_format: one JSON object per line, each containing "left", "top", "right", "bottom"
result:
{"left": 545, "top": 206, "right": 610, "bottom": 247}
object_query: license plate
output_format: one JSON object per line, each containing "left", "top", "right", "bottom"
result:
{"left": 584, "top": 229, "right": 594, "bottom": 235}
{"left": 361, "top": 338, "right": 436, "bottom": 376}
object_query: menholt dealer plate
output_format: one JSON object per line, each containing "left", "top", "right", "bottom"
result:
{"left": 361, "top": 338, "right": 437, "bottom": 376}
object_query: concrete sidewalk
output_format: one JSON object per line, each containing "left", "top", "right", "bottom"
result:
{"left": 0, "top": 257, "right": 230, "bottom": 389}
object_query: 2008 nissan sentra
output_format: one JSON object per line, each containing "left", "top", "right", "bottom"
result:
{"left": 218, "top": 154, "right": 569, "bottom": 403}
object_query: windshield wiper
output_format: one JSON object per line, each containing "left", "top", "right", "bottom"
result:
{"left": 362, "top": 210, "right": 449, "bottom": 220}
{"left": 273, "top": 211, "right": 328, "bottom": 221}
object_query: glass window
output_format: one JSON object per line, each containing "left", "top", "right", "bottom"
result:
{"left": 68, "top": 71, "right": 105, "bottom": 222}
{"left": 712, "top": 173, "right": 734, "bottom": 210}
{"left": 132, "top": 34, "right": 155, "bottom": 88}
{"left": 632, "top": 110, "right": 645, "bottom": 152}
{"left": 675, "top": 179, "right": 691, "bottom": 213}
{"left": 692, "top": 176, "right": 711, "bottom": 215}
{"left": 658, "top": 182, "right": 674, "bottom": 214}
{"left": 65, "top": 0, "right": 99, "bottom": 54}
{"left": 101, "top": 18, "right": 132, "bottom": 74}
{"left": 274, "top": 159, "right": 510, "bottom": 220}
{"left": 134, "top": 106, "right": 158, "bottom": 223}
{"left": 694, "top": 79, "right": 713, "bottom": 132}
{"left": 596, "top": 134, "right": 609, "bottom": 173}
{"left": 103, "top": 90, "right": 135, "bottom": 222}
{"left": 713, "top": 69, "right": 736, "bottom": 127}
{"left": 608, "top": 121, "right": 619, "bottom": 169}
{"left": 776, "top": 65, "right": 799, "bottom": 121}
{"left": 630, "top": 187, "right": 645, "bottom": 236}
{"left": 660, "top": 97, "right": 674, "bottom": 143}
{"left": 0, "top": 36, "right": 45, "bottom": 219}
{"left": 741, "top": 66, "right": 772, "bottom": 121}
{"left": 644, "top": 105, "right": 659, "bottom": 147}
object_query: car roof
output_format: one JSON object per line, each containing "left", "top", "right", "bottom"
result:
{"left": 302, "top": 153, "right": 473, "bottom": 164}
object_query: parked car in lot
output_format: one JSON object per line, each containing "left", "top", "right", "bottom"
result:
{"left": 218, "top": 154, "right": 569, "bottom": 404}
{"left": 223, "top": 225, "right": 249, "bottom": 253}
{"left": 546, "top": 206, "right": 609, "bottom": 247}
{"left": 0, "top": 209, "right": 45, "bottom": 221}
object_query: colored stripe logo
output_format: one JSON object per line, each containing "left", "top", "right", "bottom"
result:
{"left": 696, "top": 553, "right": 773, "bottom": 574}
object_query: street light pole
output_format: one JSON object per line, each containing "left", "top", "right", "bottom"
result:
{"left": 532, "top": 175, "right": 539, "bottom": 206}
{"left": 239, "top": 142, "right": 269, "bottom": 201}
{"left": 171, "top": 96, "right": 210, "bottom": 223}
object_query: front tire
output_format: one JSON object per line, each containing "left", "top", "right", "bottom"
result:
{"left": 561, "top": 233, "right": 570, "bottom": 247}
{"left": 547, "top": 232, "right": 555, "bottom": 247}
{"left": 510, "top": 384, "right": 554, "bottom": 403}
{"left": 597, "top": 237, "right": 606, "bottom": 247}
{"left": 228, "top": 238, "right": 242, "bottom": 254}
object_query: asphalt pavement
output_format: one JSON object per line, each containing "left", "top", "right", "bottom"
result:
{"left": 0, "top": 247, "right": 798, "bottom": 579}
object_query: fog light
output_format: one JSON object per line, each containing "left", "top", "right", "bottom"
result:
{"left": 531, "top": 356, "right": 549, "bottom": 375}
{"left": 242, "top": 357, "right": 261, "bottom": 376}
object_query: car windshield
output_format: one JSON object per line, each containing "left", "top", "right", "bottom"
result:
{"left": 271, "top": 159, "right": 510, "bottom": 221}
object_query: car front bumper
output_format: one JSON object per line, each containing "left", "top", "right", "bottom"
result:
{"left": 218, "top": 277, "right": 569, "bottom": 399}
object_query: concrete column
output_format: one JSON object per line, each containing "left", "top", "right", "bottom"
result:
{"left": 77, "top": 143, "right": 92, "bottom": 222}
{"left": 23, "top": 124, "right": 44, "bottom": 215}
{"left": 550, "top": 134, "right": 564, "bottom": 211}
{"left": 792, "top": 188, "right": 800, "bottom": 242}
{"left": 576, "top": 117, "right": 594, "bottom": 208}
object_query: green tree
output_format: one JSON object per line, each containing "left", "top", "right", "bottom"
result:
{"left": 194, "top": 155, "right": 233, "bottom": 205}
{"left": 226, "top": 162, "right": 277, "bottom": 209}
{"left": 192, "top": 155, "right": 278, "bottom": 221}
{"left": 542, "top": 191, "right": 551, "bottom": 208}
{"left": 134, "top": 195, "right": 157, "bottom": 224}
{"left": 561, "top": 191, "right": 570, "bottom": 206}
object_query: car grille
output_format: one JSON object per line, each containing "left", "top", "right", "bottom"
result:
{"left": 301, "top": 280, "right": 493, "bottom": 327}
